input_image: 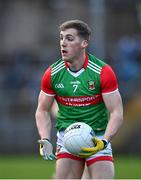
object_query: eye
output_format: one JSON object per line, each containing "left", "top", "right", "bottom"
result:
{"left": 60, "top": 36, "right": 63, "bottom": 41}
{"left": 66, "top": 36, "right": 74, "bottom": 41}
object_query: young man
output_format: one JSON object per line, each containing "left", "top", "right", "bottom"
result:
{"left": 35, "top": 19, "right": 123, "bottom": 179}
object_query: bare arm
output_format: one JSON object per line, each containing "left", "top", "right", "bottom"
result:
{"left": 102, "top": 90, "right": 123, "bottom": 142}
{"left": 51, "top": 100, "right": 58, "bottom": 118}
{"left": 35, "top": 91, "right": 55, "bottom": 140}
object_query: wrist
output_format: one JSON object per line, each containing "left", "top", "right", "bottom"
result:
{"left": 102, "top": 139, "right": 109, "bottom": 149}
{"left": 42, "top": 138, "right": 51, "bottom": 142}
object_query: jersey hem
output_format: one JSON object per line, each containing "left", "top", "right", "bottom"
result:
{"left": 41, "top": 90, "right": 56, "bottom": 96}
{"left": 102, "top": 89, "right": 119, "bottom": 95}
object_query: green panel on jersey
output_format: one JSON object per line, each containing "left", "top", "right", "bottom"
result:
{"left": 51, "top": 53, "right": 109, "bottom": 134}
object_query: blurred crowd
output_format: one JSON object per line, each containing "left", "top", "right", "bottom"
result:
{"left": 112, "top": 35, "right": 141, "bottom": 101}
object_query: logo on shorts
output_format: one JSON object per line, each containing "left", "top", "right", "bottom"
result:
{"left": 88, "top": 81, "right": 95, "bottom": 90}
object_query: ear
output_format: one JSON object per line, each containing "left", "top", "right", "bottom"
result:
{"left": 81, "top": 40, "right": 88, "bottom": 48}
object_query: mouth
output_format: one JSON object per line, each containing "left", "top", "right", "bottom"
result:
{"left": 61, "top": 50, "right": 68, "bottom": 56}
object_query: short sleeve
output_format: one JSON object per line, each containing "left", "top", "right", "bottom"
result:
{"left": 100, "top": 65, "right": 118, "bottom": 94}
{"left": 41, "top": 66, "right": 56, "bottom": 95}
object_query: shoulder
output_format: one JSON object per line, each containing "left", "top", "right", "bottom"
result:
{"left": 88, "top": 53, "right": 107, "bottom": 67}
{"left": 42, "top": 58, "right": 64, "bottom": 77}
{"left": 87, "top": 53, "right": 118, "bottom": 93}
{"left": 51, "top": 58, "right": 65, "bottom": 76}
{"left": 87, "top": 53, "right": 107, "bottom": 75}
{"left": 51, "top": 58, "right": 64, "bottom": 67}
{"left": 100, "top": 64, "right": 118, "bottom": 94}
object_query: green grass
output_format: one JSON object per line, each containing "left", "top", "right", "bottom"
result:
{"left": 115, "top": 155, "right": 141, "bottom": 179}
{"left": 0, "top": 155, "right": 141, "bottom": 179}
{"left": 0, "top": 155, "right": 55, "bottom": 179}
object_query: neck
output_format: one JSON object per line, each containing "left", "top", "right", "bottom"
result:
{"left": 67, "top": 51, "right": 86, "bottom": 71}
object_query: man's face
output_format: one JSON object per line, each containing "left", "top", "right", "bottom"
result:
{"left": 60, "top": 28, "right": 87, "bottom": 62}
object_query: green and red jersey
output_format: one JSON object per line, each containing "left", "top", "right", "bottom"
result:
{"left": 41, "top": 53, "right": 118, "bottom": 134}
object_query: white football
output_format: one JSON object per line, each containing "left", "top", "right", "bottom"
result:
{"left": 63, "top": 122, "right": 95, "bottom": 155}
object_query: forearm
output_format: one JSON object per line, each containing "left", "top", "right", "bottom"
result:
{"left": 35, "top": 110, "right": 52, "bottom": 140}
{"left": 104, "top": 111, "right": 123, "bottom": 142}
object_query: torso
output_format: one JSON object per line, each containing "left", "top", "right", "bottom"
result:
{"left": 41, "top": 53, "right": 118, "bottom": 134}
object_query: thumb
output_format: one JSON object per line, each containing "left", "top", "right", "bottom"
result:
{"left": 94, "top": 137, "right": 100, "bottom": 143}
{"left": 91, "top": 137, "right": 99, "bottom": 144}
{"left": 94, "top": 138, "right": 104, "bottom": 149}
{"left": 39, "top": 144, "right": 44, "bottom": 156}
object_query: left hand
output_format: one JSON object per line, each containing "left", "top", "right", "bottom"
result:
{"left": 78, "top": 137, "right": 109, "bottom": 158}
{"left": 38, "top": 139, "right": 56, "bottom": 160}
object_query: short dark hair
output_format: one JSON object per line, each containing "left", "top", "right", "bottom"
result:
{"left": 59, "top": 19, "right": 91, "bottom": 41}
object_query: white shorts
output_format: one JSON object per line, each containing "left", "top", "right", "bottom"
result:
{"left": 56, "top": 131, "right": 113, "bottom": 166}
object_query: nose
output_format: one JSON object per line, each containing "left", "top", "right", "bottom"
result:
{"left": 61, "top": 38, "right": 67, "bottom": 47}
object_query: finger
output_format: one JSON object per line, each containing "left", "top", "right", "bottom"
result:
{"left": 43, "top": 154, "right": 49, "bottom": 160}
{"left": 79, "top": 155, "right": 90, "bottom": 158}
{"left": 48, "top": 156, "right": 54, "bottom": 160}
{"left": 39, "top": 144, "right": 43, "bottom": 149}
{"left": 79, "top": 150, "right": 92, "bottom": 155}
{"left": 79, "top": 150, "right": 97, "bottom": 157}
{"left": 92, "top": 136, "right": 96, "bottom": 142}
{"left": 82, "top": 147, "right": 98, "bottom": 152}
{"left": 50, "top": 154, "right": 56, "bottom": 160}
{"left": 48, "top": 154, "right": 56, "bottom": 160}
{"left": 78, "top": 152, "right": 92, "bottom": 158}
{"left": 92, "top": 137, "right": 98, "bottom": 143}
{"left": 79, "top": 155, "right": 88, "bottom": 158}
{"left": 39, "top": 145, "right": 44, "bottom": 156}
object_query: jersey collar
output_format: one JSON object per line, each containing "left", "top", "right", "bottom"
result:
{"left": 64, "top": 53, "right": 89, "bottom": 69}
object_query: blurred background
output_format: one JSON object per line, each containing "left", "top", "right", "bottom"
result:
{"left": 0, "top": 0, "right": 141, "bottom": 178}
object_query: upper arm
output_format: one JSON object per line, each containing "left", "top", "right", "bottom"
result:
{"left": 41, "top": 66, "right": 56, "bottom": 95}
{"left": 100, "top": 64, "right": 123, "bottom": 114}
{"left": 100, "top": 65, "right": 118, "bottom": 94}
{"left": 102, "top": 90, "right": 123, "bottom": 114}
{"left": 51, "top": 100, "right": 59, "bottom": 118}
{"left": 37, "top": 91, "right": 55, "bottom": 112}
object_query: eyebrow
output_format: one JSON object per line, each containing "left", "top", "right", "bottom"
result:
{"left": 60, "top": 33, "right": 74, "bottom": 37}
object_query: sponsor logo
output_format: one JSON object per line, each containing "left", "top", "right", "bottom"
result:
{"left": 88, "top": 81, "right": 95, "bottom": 90}
{"left": 56, "top": 94, "right": 103, "bottom": 106}
{"left": 70, "top": 80, "right": 81, "bottom": 84}
{"left": 65, "top": 124, "right": 81, "bottom": 134}
{"left": 55, "top": 83, "right": 64, "bottom": 88}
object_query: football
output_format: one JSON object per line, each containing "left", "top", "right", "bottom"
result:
{"left": 63, "top": 122, "right": 95, "bottom": 155}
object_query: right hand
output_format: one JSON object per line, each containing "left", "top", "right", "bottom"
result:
{"left": 38, "top": 139, "right": 56, "bottom": 160}
{"left": 78, "top": 138, "right": 108, "bottom": 158}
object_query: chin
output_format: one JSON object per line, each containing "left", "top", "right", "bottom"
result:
{"left": 62, "top": 56, "right": 70, "bottom": 61}
{"left": 64, "top": 58, "right": 72, "bottom": 63}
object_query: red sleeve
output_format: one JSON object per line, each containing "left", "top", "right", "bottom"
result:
{"left": 41, "top": 66, "right": 56, "bottom": 95}
{"left": 100, "top": 65, "right": 118, "bottom": 94}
